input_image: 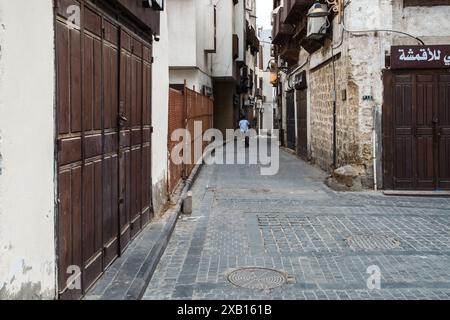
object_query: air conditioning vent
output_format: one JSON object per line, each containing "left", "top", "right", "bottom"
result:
{"left": 202, "top": 85, "right": 213, "bottom": 98}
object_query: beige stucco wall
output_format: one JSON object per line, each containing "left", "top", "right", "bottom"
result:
{"left": 0, "top": 0, "right": 56, "bottom": 299}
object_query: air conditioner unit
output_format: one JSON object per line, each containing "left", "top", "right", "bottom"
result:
{"left": 307, "top": 3, "right": 329, "bottom": 40}
{"left": 202, "top": 85, "right": 213, "bottom": 97}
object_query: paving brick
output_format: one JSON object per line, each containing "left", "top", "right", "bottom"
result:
{"left": 143, "top": 148, "right": 450, "bottom": 300}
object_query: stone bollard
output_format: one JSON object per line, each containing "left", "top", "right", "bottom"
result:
{"left": 182, "top": 191, "right": 193, "bottom": 215}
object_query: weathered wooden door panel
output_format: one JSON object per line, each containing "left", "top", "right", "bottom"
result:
{"left": 56, "top": 1, "right": 153, "bottom": 298}
{"left": 286, "top": 91, "right": 296, "bottom": 151}
{"left": 438, "top": 75, "right": 450, "bottom": 189}
{"left": 392, "top": 75, "right": 415, "bottom": 189}
{"left": 119, "top": 31, "right": 132, "bottom": 252}
{"left": 384, "top": 70, "right": 450, "bottom": 191}
{"left": 415, "top": 75, "right": 435, "bottom": 189}
{"left": 102, "top": 19, "right": 120, "bottom": 269}
{"left": 118, "top": 30, "right": 153, "bottom": 249}
{"left": 81, "top": 6, "right": 105, "bottom": 290}
{"left": 56, "top": 14, "right": 83, "bottom": 298}
{"left": 296, "top": 89, "right": 307, "bottom": 158}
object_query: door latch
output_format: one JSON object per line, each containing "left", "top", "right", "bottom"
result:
{"left": 118, "top": 112, "right": 128, "bottom": 126}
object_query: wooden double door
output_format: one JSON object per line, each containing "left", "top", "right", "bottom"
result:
{"left": 55, "top": 0, "right": 153, "bottom": 299}
{"left": 383, "top": 69, "right": 450, "bottom": 190}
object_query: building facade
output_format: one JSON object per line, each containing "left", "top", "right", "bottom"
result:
{"left": 167, "top": 0, "right": 215, "bottom": 93}
{"left": 272, "top": 0, "right": 450, "bottom": 190}
{"left": 257, "top": 28, "right": 276, "bottom": 134}
{"left": 166, "top": 0, "right": 260, "bottom": 135}
{"left": 0, "top": 0, "right": 166, "bottom": 299}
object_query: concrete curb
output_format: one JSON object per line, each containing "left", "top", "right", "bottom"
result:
{"left": 383, "top": 190, "right": 450, "bottom": 198}
{"left": 83, "top": 162, "right": 204, "bottom": 300}
{"left": 125, "top": 162, "right": 204, "bottom": 300}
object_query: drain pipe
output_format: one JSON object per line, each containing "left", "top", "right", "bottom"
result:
{"left": 331, "top": 50, "right": 338, "bottom": 169}
{"left": 372, "top": 106, "right": 378, "bottom": 191}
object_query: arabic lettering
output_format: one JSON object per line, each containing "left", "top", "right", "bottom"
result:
{"left": 398, "top": 48, "right": 445, "bottom": 63}
{"left": 444, "top": 55, "right": 450, "bottom": 66}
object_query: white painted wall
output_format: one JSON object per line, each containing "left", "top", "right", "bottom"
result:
{"left": 152, "top": 9, "right": 170, "bottom": 215}
{"left": 167, "top": 0, "right": 197, "bottom": 67}
{"left": 169, "top": 68, "right": 213, "bottom": 90}
{"left": 167, "top": 0, "right": 214, "bottom": 90}
{"left": 212, "top": 0, "right": 234, "bottom": 78}
{"left": 195, "top": 0, "right": 214, "bottom": 72}
{"left": 393, "top": 0, "right": 450, "bottom": 44}
{"left": 233, "top": 0, "right": 245, "bottom": 62}
{"left": 0, "top": 0, "right": 56, "bottom": 299}
{"left": 259, "top": 29, "right": 275, "bottom": 131}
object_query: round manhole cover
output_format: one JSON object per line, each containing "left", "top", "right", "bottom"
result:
{"left": 346, "top": 234, "right": 401, "bottom": 250}
{"left": 227, "top": 268, "right": 287, "bottom": 290}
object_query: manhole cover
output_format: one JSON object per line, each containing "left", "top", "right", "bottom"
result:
{"left": 227, "top": 267, "right": 287, "bottom": 290}
{"left": 346, "top": 234, "right": 401, "bottom": 250}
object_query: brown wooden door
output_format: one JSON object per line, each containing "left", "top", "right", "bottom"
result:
{"left": 56, "top": 1, "right": 153, "bottom": 299}
{"left": 438, "top": 74, "right": 450, "bottom": 189}
{"left": 296, "top": 89, "right": 308, "bottom": 158}
{"left": 383, "top": 69, "right": 450, "bottom": 190}
{"left": 118, "top": 29, "right": 153, "bottom": 252}
{"left": 286, "top": 90, "right": 296, "bottom": 150}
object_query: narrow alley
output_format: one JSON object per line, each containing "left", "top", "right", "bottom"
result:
{"left": 143, "top": 141, "right": 450, "bottom": 300}
{"left": 2, "top": 0, "right": 450, "bottom": 305}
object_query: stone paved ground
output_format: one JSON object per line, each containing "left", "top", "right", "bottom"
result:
{"left": 143, "top": 140, "right": 450, "bottom": 300}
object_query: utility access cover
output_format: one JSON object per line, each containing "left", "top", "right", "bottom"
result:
{"left": 227, "top": 268, "right": 287, "bottom": 290}
{"left": 346, "top": 234, "right": 401, "bottom": 251}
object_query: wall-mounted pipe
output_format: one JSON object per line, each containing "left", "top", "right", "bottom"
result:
{"left": 373, "top": 106, "right": 378, "bottom": 191}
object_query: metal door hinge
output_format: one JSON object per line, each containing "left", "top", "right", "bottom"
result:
{"left": 151, "top": 57, "right": 155, "bottom": 64}
{"left": 150, "top": 126, "right": 154, "bottom": 133}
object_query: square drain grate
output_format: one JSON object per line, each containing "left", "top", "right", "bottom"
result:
{"left": 346, "top": 234, "right": 401, "bottom": 250}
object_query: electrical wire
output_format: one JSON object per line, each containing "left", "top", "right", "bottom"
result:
{"left": 342, "top": 23, "right": 425, "bottom": 46}
{"left": 328, "top": 0, "right": 425, "bottom": 49}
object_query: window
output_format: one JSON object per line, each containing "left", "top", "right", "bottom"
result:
{"left": 404, "top": 0, "right": 450, "bottom": 7}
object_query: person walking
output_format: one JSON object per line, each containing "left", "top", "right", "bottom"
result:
{"left": 239, "top": 116, "right": 250, "bottom": 147}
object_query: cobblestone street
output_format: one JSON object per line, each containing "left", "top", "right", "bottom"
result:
{"left": 142, "top": 142, "right": 450, "bottom": 300}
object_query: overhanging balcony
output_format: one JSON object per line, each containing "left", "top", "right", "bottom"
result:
{"left": 283, "top": 0, "right": 316, "bottom": 24}
{"left": 280, "top": 40, "right": 301, "bottom": 66}
{"left": 272, "top": 9, "right": 294, "bottom": 45}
